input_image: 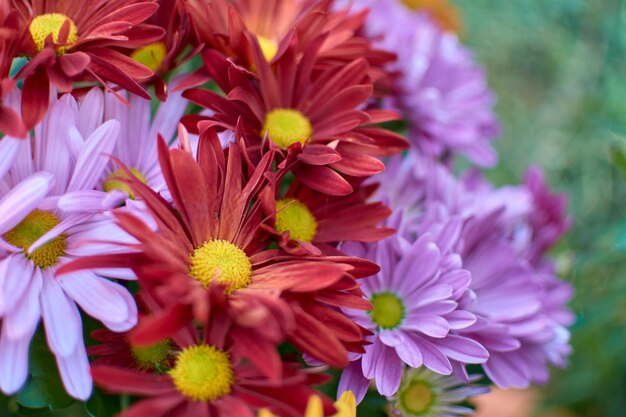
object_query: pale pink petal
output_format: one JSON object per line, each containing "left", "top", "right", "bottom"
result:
{"left": 0, "top": 325, "right": 35, "bottom": 394}
{"left": 41, "top": 271, "right": 81, "bottom": 357}
{"left": 0, "top": 172, "right": 54, "bottom": 234}
{"left": 1, "top": 254, "right": 35, "bottom": 313}
{"left": 5, "top": 268, "right": 42, "bottom": 340}
{"left": 0, "top": 137, "right": 21, "bottom": 178}
{"left": 56, "top": 340, "right": 93, "bottom": 400}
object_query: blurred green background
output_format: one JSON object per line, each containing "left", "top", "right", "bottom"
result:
{"left": 455, "top": 0, "right": 626, "bottom": 416}
{"left": 2, "top": 1, "right": 624, "bottom": 416}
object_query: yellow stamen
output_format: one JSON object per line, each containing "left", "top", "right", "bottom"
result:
{"left": 103, "top": 168, "right": 147, "bottom": 199}
{"left": 29, "top": 13, "right": 78, "bottom": 54}
{"left": 130, "top": 42, "right": 167, "bottom": 72}
{"left": 369, "top": 292, "right": 405, "bottom": 329}
{"left": 189, "top": 240, "right": 252, "bottom": 292}
{"left": 169, "top": 345, "right": 234, "bottom": 402}
{"left": 399, "top": 381, "right": 435, "bottom": 414}
{"left": 131, "top": 339, "right": 171, "bottom": 370}
{"left": 256, "top": 35, "right": 279, "bottom": 62}
{"left": 262, "top": 108, "right": 313, "bottom": 149}
{"left": 275, "top": 198, "right": 318, "bottom": 243}
{"left": 3, "top": 210, "right": 66, "bottom": 269}
{"left": 259, "top": 391, "right": 358, "bottom": 417}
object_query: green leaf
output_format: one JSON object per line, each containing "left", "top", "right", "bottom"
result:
{"left": 84, "top": 389, "right": 121, "bottom": 417}
{"left": 16, "top": 328, "right": 74, "bottom": 411}
{"left": 610, "top": 145, "right": 626, "bottom": 177}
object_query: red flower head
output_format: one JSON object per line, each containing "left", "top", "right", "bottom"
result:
{"left": 91, "top": 322, "right": 336, "bottom": 417}
{"left": 183, "top": 40, "right": 407, "bottom": 196}
{"left": 12, "top": 0, "right": 165, "bottom": 128}
{"left": 180, "top": 0, "right": 395, "bottom": 88}
{"left": 0, "top": 0, "right": 26, "bottom": 137}
{"left": 60, "top": 127, "right": 378, "bottom": 371}
{"left": 265, "top": 180, "right": 395, "bottom": 255}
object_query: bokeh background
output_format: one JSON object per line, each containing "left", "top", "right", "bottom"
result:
{"left": 1, "top": 1, "right": 623, "bottom": 416}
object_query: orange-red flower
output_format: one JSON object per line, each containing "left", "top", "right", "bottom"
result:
{"left": 183, "top": 39, "right": 407, "bottom": 196}
{"left": 12, "top": 0, "right": 165, "bottom": 128}
{"left": 60, "top": 127, "right": 377, "bottom": 371}
{"left": 91, "top": 322, "right": 335, "bottom": 417}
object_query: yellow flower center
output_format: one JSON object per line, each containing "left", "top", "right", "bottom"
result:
{"left": 103, "top": 168, "right": 147, "bottom": 199}
{"left": 262, "top": 109, "right": 313, "bottom": 149}
{"left": 398, "top": 381, "right": 435, "bottom": 415}
{"left": 275, "top": 198, "right": 318, "bottom": 243}
{"left": 189, "top": 239, "right": 252, "bottom": 292}
{"left": 131, "top": 339, "right": 171, "bottom": 370}
{"left": 169, "top": 345, "right": 234, "bottom": 402}
{"left": 3, "top": 210, "right": 66, "bottom": 269}
{"left": 401, "top": 0, "right": 462, "bottom": 34}
{"left": 29, "top": 13, "right": 78, "bottom": 54}
{"left": 130, "top": 42, "right": 167, "bottom": 72}
{"left": 370, "top": 292, "right": 405, "bottom": 329}
{"left": 256, "top": 35, "right": 279, "bottom": 62}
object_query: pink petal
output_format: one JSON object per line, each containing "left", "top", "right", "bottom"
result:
{"left": 41, "top": 272, "right": 81, "bottom": 357}
{"left": 56, "top": 340, "right": 92, "bottom": 400}
{"left": 0, "top": 325, "right": 34, "bottom": 394}
{"left": 0, "top": 172, "right": 54, "bottom": 234}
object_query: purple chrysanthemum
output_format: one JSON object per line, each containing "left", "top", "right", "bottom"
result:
{"left": 0, "top": 93, "right": 138, "bottom": 400}
{"left": 345, "top": 0, "right": 500, "bottom": 166}
{"left": 338, "top": 216, "right": 488, "bottom": 402}
{"left": 376, "top": 150, "right": 574, "bottom": 389}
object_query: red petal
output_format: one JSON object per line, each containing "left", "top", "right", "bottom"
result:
{"left": 298, "top": 144, "right": 342, "bottom": 166}
{"left": 21, "top": 67, "right": 50, "bottom": 130}
{"left": 130, "top": 304, "right": 194, "bottom": 346}
{"left": 91, "top": 365, "right": 176, "bottom": 396}
{"left": 0, "top": 105, "right": 27, "bottom": 138}
{"left": 58, "top": 52, "right": 90, "bottom": 76}
{"left": 292, "top": 164, "right": 352, "bottom": 196}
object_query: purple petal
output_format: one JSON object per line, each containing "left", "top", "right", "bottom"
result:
{"left": 0, "top": 325, "right": 34, "bottom": 394}
{"left": 40, "top": 272, "right": 81, "bottom": 356}
{"left": 0, "top": 137, "right": 21, "bottom": 178}
{"left": 375, "top": 345, "right": 402, "bottom": 396}
{"left": 1, "top": 254, "right": 35, "bottom": 313}
{"left": 403, "top": 314, "right": 450, "bottom": 338}
{"left": 55, "top": 340, "right": 92, "bottom": 400}
{"left": 394, "top": 331, "right": 423, "bottom": 368}
{"left": 5, "top": 268, "right": 42, "bottom": 340}
{"left": 338, "top": 360, "right": 369, "bottom": 404}
{"left": 410, "top": 334, "right": 453, "bottom": 375}
{"left": 437, "top": 335, "right": 489, "bottom": 364}
{"left": 0, "top": 172, "right": 53, "bottom": 234}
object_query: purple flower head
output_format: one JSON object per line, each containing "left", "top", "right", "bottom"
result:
{"left": 338, "top": 216, "right": 488, "bottom": 402}
{"left": 0, "top": 92, "right": 138, "bottom": 400}
{"left": 375, "top": 151, "right": 574, "bottom": 389}
{"left": 345, "top": 0, "right": 500, "bottom": 166}
{"left": 390, "top": 367, "right": 489, "bottom": 417}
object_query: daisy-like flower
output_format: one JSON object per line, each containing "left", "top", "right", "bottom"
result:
{"left": 267, "top": 180, "right": 394, "bottom": 255}
{"left": 12, "top": 0, "right": 165, "bottom": 128}
{"left": 388, "top": 368, "right": 488, "bottom": 417}
{"left": 348, "top": 0, "right": 500, "bottom": 166}
{"left": 0, "top": 94, "right": 137, "bottom": 400}
{"left": 91, "top": 322, "right": 335, "bottom": 417}
{"left": 259, "top": 391, "right": 358, "bottom": 417}
{"left": 58, "top": 81, "right": 188, "bottom": 215}
{"left": 338, "top": 220, "right": 488, "bottom": 402}
{"left": 60, "top": 128, "right": 378, "bottom": 371}
{"left": 184, "top": 40, "right": 407, "bottom": 195}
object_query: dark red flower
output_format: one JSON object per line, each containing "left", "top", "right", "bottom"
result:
{"left": 59, "top": 127, "right": 377, "bottom": 371}
{"left": 183, "top": 39, "right": 407, "bottom": 196}
{"left": 0, "top": 0, "right": 26, "bottom": 137}
{"left": 263, "top": 180, "right": 395, "bottom": 255}
{"left": 91, "top": 321, "right": 336, "bottom": 417}
{"left": 12, "top": 0, "right": 165, "bottom": 128}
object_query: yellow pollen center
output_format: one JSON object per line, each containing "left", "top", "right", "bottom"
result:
{"left": 103, "top": 168, "right": 147, "bottom": 199}
{"left": 262, "top": 109, "right": 313, "bottom": 149}
{"left": 130, "top": 42, "right": 167, "bottom": 72}
{"left": 131, "top": 339, "right": 171, "bottom": 370}
{"left": 256, "top": 35, "right": 279, "bottom": 62}
{"left": 29, "top": 13, "right": 78, "bottom": 54}
{"left": 169, "top": 345, "right": 234, "bottom": 402}
{"left": 399, "top": 381, "right": 435, "bottom": 414}
{"left": 189, "top": 240, "right": 252, "bottom": 293}
{"left": 370, "top": 292, "right": 405, "bottom": 329}
{"left": 275, "top": 198, "right": 318, "bottom": 243}
{"left": 3, "top": 210, "right": 66, "bottom": 269}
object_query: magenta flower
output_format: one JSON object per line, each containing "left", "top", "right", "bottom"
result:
{"left": 338, "top": 217, "right": 488, "bottom": 402}
{"left": 346, "top": 0, "right": 500, "bottom": 166}
{"left": 0, "top": 93, "right": 137, "bottom": 400}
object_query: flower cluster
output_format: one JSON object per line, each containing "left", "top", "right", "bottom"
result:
{"left": 0, "top": 1, "right": 572, "bottom": 416}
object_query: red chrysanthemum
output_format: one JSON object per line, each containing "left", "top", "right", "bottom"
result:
{"left": 12, "top": 0, "right": 165, "bottom": 128}
{"left": 264, "top": 180, "right": 394, "bottom": 255}
{"left": 91, "top": 322, "right": 335, "bottom": 417}
{"left": 181, "top": 0, "right": 394, "bottom": 86}
{"left": 183, "top": 39, "right": 407, "bottom": 196}
{"left": 60, "top": 127, "right": 377, "bottom": 371}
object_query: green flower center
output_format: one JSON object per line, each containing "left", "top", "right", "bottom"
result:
{"left": 3, "top": 210, "right": 66, "bottom": 269}
{"left": 130, "top": 42, "right": 167, "bottom": 72}
{"left": 275, "top": 198, "right": 318, "bottom": 243}
{"left": 262, "top": 108, "right": 313, "bottom": 149}
{"left": 29, "top": 13, "right": 78, "bottom": 54}
{"left": 169, "top": 345, "right": 234, "bottom": 402}
{"left": 369, "top": 292, "right": 405, "bottom": 329}
{"left": 103, "top": 168, "right": 147, "bottom": 199}
{"left": 131, "top": 339, "right": 171, "bottom": 370}
{"left": 189, "top": 239, "right": 252, "bottom": 293}
{"left": 398, "top": 381, "right": 436, "bottom": 415}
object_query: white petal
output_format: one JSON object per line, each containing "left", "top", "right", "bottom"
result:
{"left": 40, "top": 272, "right": 81, "bottom": 356}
